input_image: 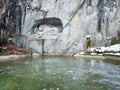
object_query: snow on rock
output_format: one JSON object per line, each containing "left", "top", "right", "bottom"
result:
{"left": 84, "top": 44, "right": 120, "bottom": 55}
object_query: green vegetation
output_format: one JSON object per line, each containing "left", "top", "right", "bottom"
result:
{"left": 0, "top": 37, "right": 8, "bottom": 52}
{"left": 110, "top": 37, "right": 117, "bottom": 45}
{"left": 0, "top": 37, "right": 8, "bottom": 46}
{"left": 117, "top": 31, "right": 120, "bottom": 43}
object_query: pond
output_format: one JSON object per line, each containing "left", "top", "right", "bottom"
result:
{"left": 0, "top": 56, "right": 120, "bottom": 90}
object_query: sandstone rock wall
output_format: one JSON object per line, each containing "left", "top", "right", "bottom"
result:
{"left": 0, "top": 0, "right": 120, "bottom": 55}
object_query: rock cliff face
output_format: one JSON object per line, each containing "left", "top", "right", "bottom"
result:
{"left": 0, "top": 0, "right": 120, "bottom": 55}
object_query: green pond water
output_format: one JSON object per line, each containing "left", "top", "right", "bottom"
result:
{"left": 0, "top": 56, "right": 120, "bottom": 90}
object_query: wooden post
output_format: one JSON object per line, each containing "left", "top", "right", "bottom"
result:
{"left": 30, "top": 47, "right": 33, "bottom": 59}
{"left": 42, "top": 39, "right": 44, "bottom": 56}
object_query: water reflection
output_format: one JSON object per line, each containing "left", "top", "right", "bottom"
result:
{"left": 0, "top": 56, "right": 120, "bottom": 90}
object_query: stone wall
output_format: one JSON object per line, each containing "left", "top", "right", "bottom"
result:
{"left": 0, "top": 0, "right": 120, "bottom": 55}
